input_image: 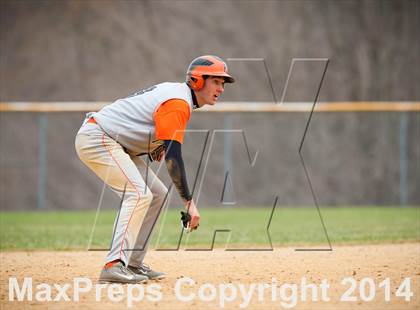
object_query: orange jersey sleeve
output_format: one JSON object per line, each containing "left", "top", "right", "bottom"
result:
{"left": 153, "top": 99, "right": 191, "bottom": 144}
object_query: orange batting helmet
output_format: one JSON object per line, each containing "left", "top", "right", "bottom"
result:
{"left": 186, "top": 55, "right": 235, "bottom": 91}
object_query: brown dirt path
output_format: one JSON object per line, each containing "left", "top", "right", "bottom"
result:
{"left": 1, "top": 243, "right": 419, "bottom": 309}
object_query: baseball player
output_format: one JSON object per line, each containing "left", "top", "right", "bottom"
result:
{"left": 75, "top": 55, "right": 235, "bottom": 283}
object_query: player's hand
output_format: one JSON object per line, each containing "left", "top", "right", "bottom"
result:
{"left": 156, "top": 150, "right": 165, "bottom": 162}
{"left": 186, "top": 199, "right": 200, "bottom": 230}
{"left": 149, "top": 144, "right": 165, "bottom": 162}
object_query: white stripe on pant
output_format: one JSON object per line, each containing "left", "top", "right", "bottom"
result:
{"left": 75, "top": 122, "right": 167, "bottom": 267}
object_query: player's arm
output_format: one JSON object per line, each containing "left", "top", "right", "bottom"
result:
{"left": 154, "top": 99, "right": 200, "bottom": 229}
{"left": 163, "top": 140, "right": 199, "bottom": 230}
{"left": 163, "top": 140, "right": 191, "bottom": 202}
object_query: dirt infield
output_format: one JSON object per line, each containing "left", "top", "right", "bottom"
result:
{"left": 1, "top": 243, "right": 419, "bottom": 309}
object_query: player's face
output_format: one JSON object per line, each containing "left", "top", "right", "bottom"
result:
{"left": 198, "top": 76, "right": 225, "bottom": 106}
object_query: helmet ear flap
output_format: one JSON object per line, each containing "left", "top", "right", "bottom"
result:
{"left": 188, "top": 75, "right": 205, "bottom": 91}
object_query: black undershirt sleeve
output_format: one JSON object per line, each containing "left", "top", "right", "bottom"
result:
{"left": 163, "top": 140, "right": 192, "bottom": 202}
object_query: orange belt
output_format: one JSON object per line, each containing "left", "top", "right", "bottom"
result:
{"left": 87, "top": 117, "right": 97, "bottom": 124}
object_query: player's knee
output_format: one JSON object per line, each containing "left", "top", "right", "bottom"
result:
{"left": 156, "top": 185, "right": 168, "bottom": 200}
{"left": 143, "top": 189, "right": 154, "bottom": 204}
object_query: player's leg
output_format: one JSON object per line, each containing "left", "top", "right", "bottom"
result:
{"left": 75, "top": 127, "right": 153, "bottom": 266}
{"left": 128, "top": 156, "right": 168, "bottom": 267}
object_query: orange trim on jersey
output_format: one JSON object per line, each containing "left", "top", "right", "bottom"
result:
{"left": 87, "top": 117, "right": 97, "bottom": 124}
{"left": 154, "top": 99, "right": 190, "bottom": 144}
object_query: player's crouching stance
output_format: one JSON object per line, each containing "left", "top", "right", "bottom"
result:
{"left": 74, "top": 56, "right": 235, "bottom": 284}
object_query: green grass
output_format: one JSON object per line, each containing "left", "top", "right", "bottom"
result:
{"left": 0, "top": 207, "right": 419, "bottom": 250}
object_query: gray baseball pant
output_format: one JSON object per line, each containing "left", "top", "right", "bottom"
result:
{"left": 75, "top": 121, "right": 167, "bottom": 267}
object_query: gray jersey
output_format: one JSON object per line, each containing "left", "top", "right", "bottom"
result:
{"left": 85, "top": 82, "right": 194, "bottom": 155}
